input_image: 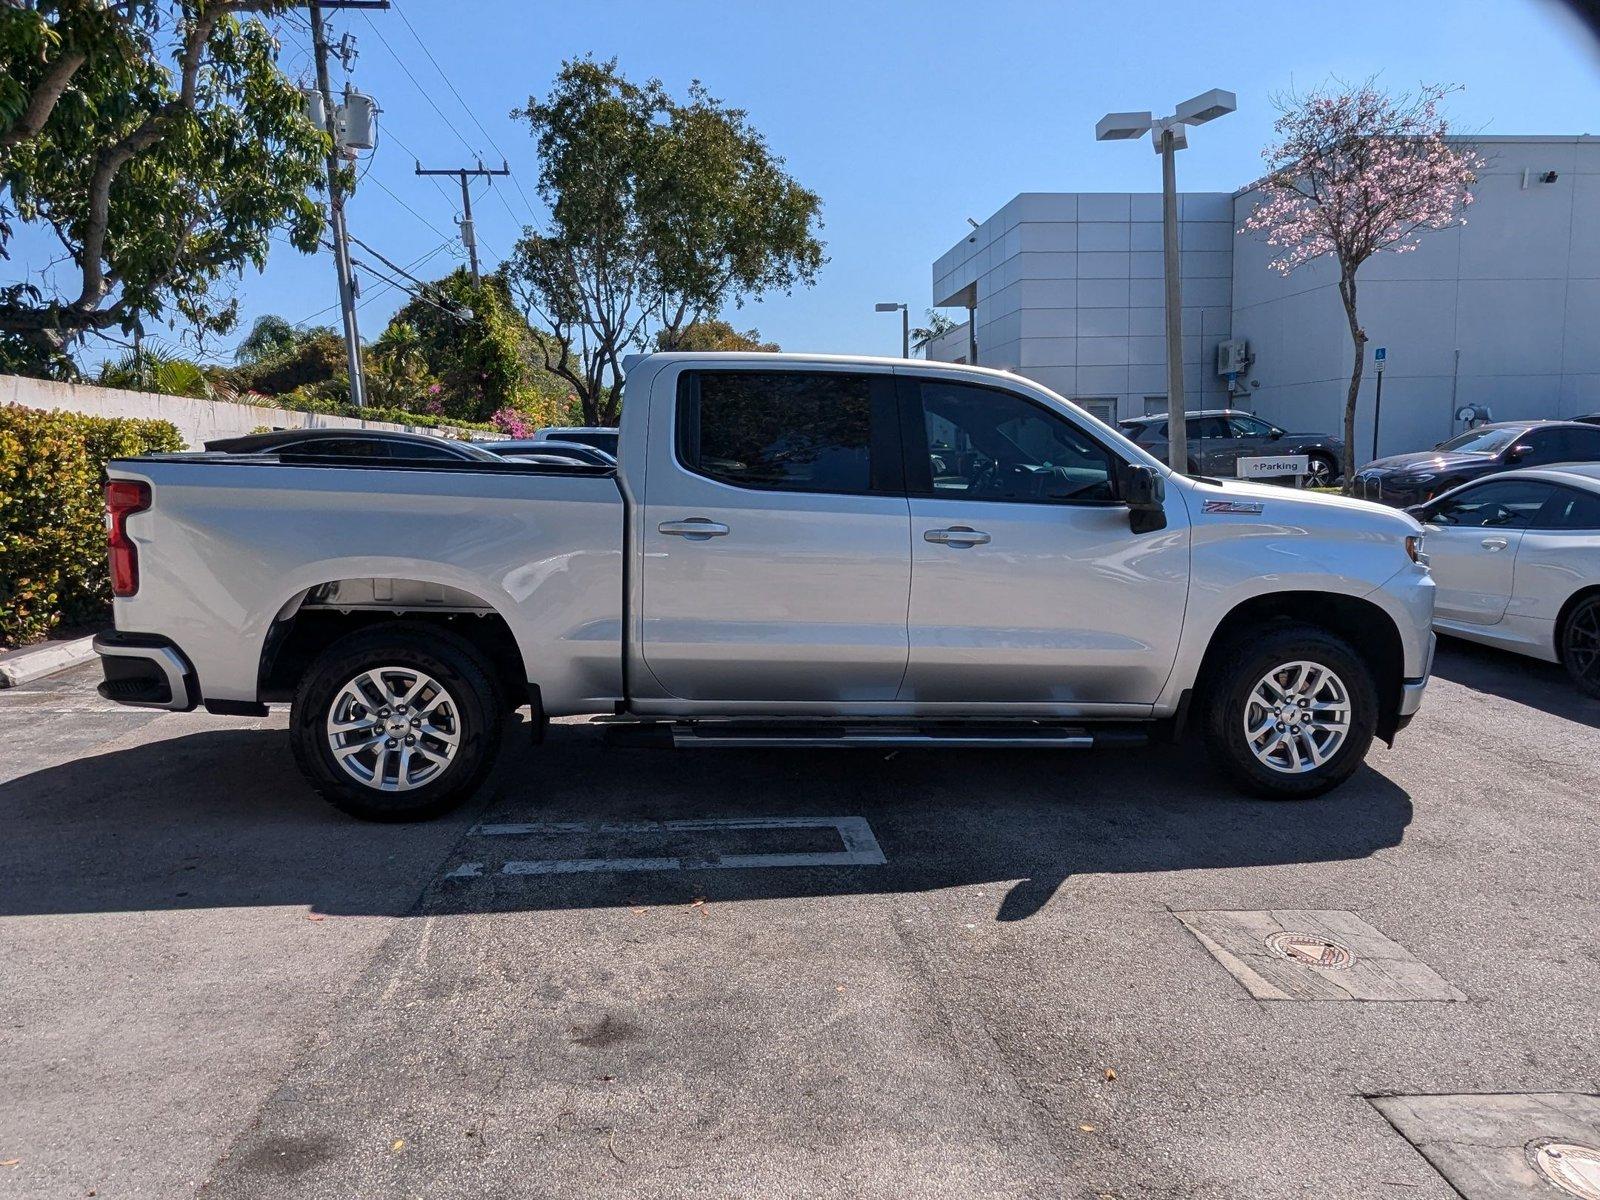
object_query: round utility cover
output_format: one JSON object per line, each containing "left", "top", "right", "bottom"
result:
{"left": 1526, "top": 1140, "right": 1600, "bottom": 1199}
{"left": 1264, "top": 931, "right": 1353, "bottom": 970}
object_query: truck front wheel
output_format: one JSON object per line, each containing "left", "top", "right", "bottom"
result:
{"left": 1202, "top": 625, "right": 1377, "bottom": 800}
{"left": 290, "top": 624, "right": 503, "bottom": 821}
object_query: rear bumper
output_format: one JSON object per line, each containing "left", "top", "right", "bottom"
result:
{"left": 93, "top": 632, "right": 199, "bottom": 712}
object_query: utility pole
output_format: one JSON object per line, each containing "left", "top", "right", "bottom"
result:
{"left": 308, "top": 0, "right": 389, "bottom": 407}
{"left": 416, "top": 160, "right": 509, "bottom": 285}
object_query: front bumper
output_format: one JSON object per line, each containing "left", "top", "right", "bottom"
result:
{"left": 93, "top": 632, "right": 198, "bottom": 711}
{"left": 1396, "top": 631, "right": 1437, "bottom": 726}
{"left": 1352, "top": 473, "right": 1433, "bottom": 508}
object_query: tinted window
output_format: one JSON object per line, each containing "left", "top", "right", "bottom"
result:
{"left": 1228, "top": 414, "right": 1277, "bottom": 438}
{"left": 287, "top": 438, "right": 389, "bottom": 457}
{"left": 1425, "top": 480, "right": 1556, "bottom": 528}
{"left": 1555, "top": 427, "right": 1600, "bottom": 462}
{"left": 1543, "top": 486, "right": 1600, "bottom": 530}
{"left": 1187, "top": 416, "right": 1230, "bottom": 440}
{"left": 677, "top": 371, "right": 886, "bottom": 494}
{"left": 386, "top": 441, "right": 464, "bottom": 461}
{"left": 910, "top": 380, "right": 1115, "bottom": 504}
{"left": 1514, "top": 429, "right": 1567, "bottom": 466}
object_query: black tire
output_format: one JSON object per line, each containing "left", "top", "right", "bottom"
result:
{"left": 1202, "top": 623, "right": 1378, "bottom": 800}
{"left": 290, "top": 623, "right": 503, "bottom": 821}
{"left": 1560, "top": 593, "right": 1600, "bottom": 699}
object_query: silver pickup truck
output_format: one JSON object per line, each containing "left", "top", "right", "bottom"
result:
{"left": 96, "top": 352, "right": 1435, "bottom": 820}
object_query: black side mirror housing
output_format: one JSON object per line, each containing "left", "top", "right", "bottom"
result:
{"left": 1505, "top": 446, "right": 1527, "bottom": 463}
{"left": 1122, "top": 465, "right": 1167, "bottom": 533}
{"left": 1269, "top": 428, "right": 1284, "bottom": 440}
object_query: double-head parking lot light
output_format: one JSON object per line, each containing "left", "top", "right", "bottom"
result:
{"left": 1095, "top": 89, "right": 1236, "bottom": 473}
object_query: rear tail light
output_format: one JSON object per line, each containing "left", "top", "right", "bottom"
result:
{"left": 105, "top": 480, "right": 151, "bottom": 597}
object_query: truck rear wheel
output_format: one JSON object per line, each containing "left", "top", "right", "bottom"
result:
{"left": 290, "top": 624, "right": 502, "bottom": 821}
{"left": 1202, "top": 624, "right": 1377, "bottom": 800}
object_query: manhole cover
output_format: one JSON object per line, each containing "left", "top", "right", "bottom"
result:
{"left": 1264, "top": 931, "right": 1353, "bottom": 969}
{"left": 1526, "top": 1139, "right": 1600, "bottom": 1199}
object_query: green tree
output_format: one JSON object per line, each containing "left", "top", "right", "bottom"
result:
{"left": 0, "top": 2, "right": 326, "bottom": 368}
{"left": 910, "top": 310, "right": 957, "bottom": 357}
{"left": 235, "top": 314, "right": 309, "bottom": 364}
{"left": 508, "top": 58, "right": 823, "bottom": 425}
{"left": 654, "top": 319, "right": 778, "bottom": 353}
{"left": 391, "top": 270, "right": 524, "bottom": 423}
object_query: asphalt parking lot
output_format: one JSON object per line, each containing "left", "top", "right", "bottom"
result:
{"left": 1, "top": 640, "right": 1596, "bottom": 1200}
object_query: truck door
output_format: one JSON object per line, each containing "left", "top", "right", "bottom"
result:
{"left": 895, "top": 374, "right": 1190, "bottom": 707}
{"left": 638, "top": 366, "right": 911, "bottom": 703}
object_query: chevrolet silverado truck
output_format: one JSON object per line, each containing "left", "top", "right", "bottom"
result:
{"left": 94, "top": 353, "right": 1435, "bottom": 820}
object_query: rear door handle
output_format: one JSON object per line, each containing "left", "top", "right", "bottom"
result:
{"left": 924, "top": 526, "right": 991, "bottom": 547}
{"left": 659, "top": 518, "right": 729, "bottom": 539}
{"left": 1480, "top": 536, "right": 1508, "bottom": 551}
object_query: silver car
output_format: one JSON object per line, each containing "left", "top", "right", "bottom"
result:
{"left": 1410, "top": 464, "right": 1600, "bottom": 696}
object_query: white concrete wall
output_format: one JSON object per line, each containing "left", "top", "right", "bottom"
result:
{"left": 1231, "top": 135, "right": 1600, "bottom": 459}
{"left": 931, "top": 192, "right": 1234, "bottom": 420}
{"left": 1, "top": 375, "right": 488, "bottom": 450}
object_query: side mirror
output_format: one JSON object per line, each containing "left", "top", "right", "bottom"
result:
{"left": 1122, "top": 465, "right": 1167, "bottom": 533}
{"left": 1505, "top": 445, "right": 1528, "bottom": 463}
{"left": 1269, "top": 428, "right": 1284, "bottom": 441}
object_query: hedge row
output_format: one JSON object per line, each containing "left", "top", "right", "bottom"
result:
{"left": 0, "top": 404, "right": 184, "bottom": 648}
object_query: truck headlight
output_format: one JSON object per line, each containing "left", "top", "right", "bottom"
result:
{"left": 1406, "top": 535, "right": 1426, "bottom": 565}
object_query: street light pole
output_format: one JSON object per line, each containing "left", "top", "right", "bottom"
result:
{"left": 1096, "top": 89, "right": 1235, "bottom": 474}
{"left": 875, "top": 302, "right": 909, "bottom": 358}
{"left": 1160, "top": 125, "right": 1186, "bottom": 474}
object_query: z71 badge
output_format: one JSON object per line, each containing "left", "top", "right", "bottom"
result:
{"left": 1203, "top": 499, "right": 1265, "bottom": 515}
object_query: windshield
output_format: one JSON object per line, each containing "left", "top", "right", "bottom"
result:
{"left": 1435, "top": 427, "right": 1521, "bottom": 455}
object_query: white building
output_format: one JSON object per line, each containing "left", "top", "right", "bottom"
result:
{"left": 929, "top": 135, "right": 1600, "bottom": 456}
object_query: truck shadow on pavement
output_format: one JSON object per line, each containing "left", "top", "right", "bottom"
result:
{"left": 0, "top": 719, "right": 1414, "bottom": 923}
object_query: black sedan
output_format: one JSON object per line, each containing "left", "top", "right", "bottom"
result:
{"left": 1351, "top": 420, "right": 1600, "bottom": 506}
{"left": 207, "top": 428, "right": 506, "bottom": 462}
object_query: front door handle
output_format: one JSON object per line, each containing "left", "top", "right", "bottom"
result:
{"left": 1481, "top": 536, "right": 1509, "bottom": 551}
{"left": 924, "top": 526, "right": 991, "bottom": 547}
{"left": 659, "top": 518, "right": 730, "bottom": 540}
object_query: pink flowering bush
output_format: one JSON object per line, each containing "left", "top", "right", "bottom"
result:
{"left": 1241, "top": 81, "right": 1481, "bottom": 482}
{"left": 490, "top": 408, "right": 535, "bottom": 438}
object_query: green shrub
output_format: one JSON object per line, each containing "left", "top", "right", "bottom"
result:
{"left": 0, "top": 404, "right": 183, "bottom": 648}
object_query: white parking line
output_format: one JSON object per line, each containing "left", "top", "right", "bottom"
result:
{"left": 443, "top": 815, "right": 886, "bottom": 879}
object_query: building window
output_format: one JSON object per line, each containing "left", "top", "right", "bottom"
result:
{"left": 1076, "top": 397, "right": 1118, "bottom": 426}
{"left": 1143, "top": 395, "right": 1167, "bottom": 416}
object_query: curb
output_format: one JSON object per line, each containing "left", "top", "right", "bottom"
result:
{"left": 0, "top": 634, "right": 99, "bottom": 688}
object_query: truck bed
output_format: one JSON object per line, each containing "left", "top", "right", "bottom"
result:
{"left": 106, "top": 453, "right": 628, "bottom": 714}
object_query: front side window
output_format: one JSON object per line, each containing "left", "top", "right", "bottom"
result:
{"left": 288, "top": 438, "right": 388, "bottom": 457}
{"left": 1436, "top": 426, "right": 1520, "bottom": 455}
{"left": 908, "top": 380, "right": 1115, "bottom": 504}
{"left": 1425, "top": 480, "right": 1556, "bottom": 528}
{"left": 1514, "top": 429, "right": 1567, "bottom": 467}
{"left": 1228, "top": 414, "right": 1278, "bottom": 438}
{"left": 677, "top": 370, "right": 892, "bottom": 494}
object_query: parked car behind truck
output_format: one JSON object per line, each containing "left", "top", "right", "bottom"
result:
{"left": 1119, "top": 410, "right": 1346, "bottom": 486}
{"left": 95, "top": 353, "right": 1435, "bottom": 820}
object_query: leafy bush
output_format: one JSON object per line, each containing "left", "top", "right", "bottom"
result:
{"left": 0, "top": 404, "right": 183, "bottom": 647}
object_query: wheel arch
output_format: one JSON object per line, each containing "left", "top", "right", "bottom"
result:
{"left": 1194, "top": 591, "right": 1407, "bottom": 744}
{"left": 258, "top": 577, "right": 533, "bottom": 713}
{"left": 1555, "top": 584, "right": 1600, "bottom": 658}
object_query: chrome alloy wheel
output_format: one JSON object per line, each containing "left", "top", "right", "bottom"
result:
{"left": 1243, "top": 660, "right": 1352, "bottom": 774}
{"left": 325, "top": 666, "right": 460, "bottom": 792}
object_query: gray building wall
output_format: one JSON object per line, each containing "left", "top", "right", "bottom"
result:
{"left": 1232, "top": 135, "right": 1600, "bottom": 458}
{"left": 930, "top": 192, "right": 1234, "bottom": 423}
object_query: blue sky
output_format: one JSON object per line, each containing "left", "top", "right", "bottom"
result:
{"left": 13, "top": 0, "right": 1600, "bottom": 367}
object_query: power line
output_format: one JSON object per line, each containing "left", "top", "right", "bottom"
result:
{"left": 358, "top": 10, "right": 479, "bottom": 161}
{"left": 388, "top": 0, "right": 541, "bottom": 225}
{"left": 365, "top": 174, "right": 454, "bottom": 242}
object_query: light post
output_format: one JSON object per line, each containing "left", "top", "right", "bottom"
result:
{"left": 1096, "top": 88, "right": 1236, "bottom": 473}
{"left": 875, "top": 301, "right": 909, "bottom": 358}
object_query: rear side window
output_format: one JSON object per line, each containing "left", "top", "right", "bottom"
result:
{"left": 1543, "top": 486, "right": 1600, "bottom": 530}
{"left": 288, "top": 438, "right": 389, "bottom": 457}
{"left": 676, "top": 370, "right": 896, "bottom": 494}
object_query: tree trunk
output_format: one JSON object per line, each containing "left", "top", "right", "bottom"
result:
{"left": 1336, "top": 268, "right": 1366, "bottom": 490}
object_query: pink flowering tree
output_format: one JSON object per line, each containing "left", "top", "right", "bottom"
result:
{"left": 1242, "top": 82, "right": 1481, "bottom": 484}
{"left": 490, "top": 408, "right": 535, "bottom": 439}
